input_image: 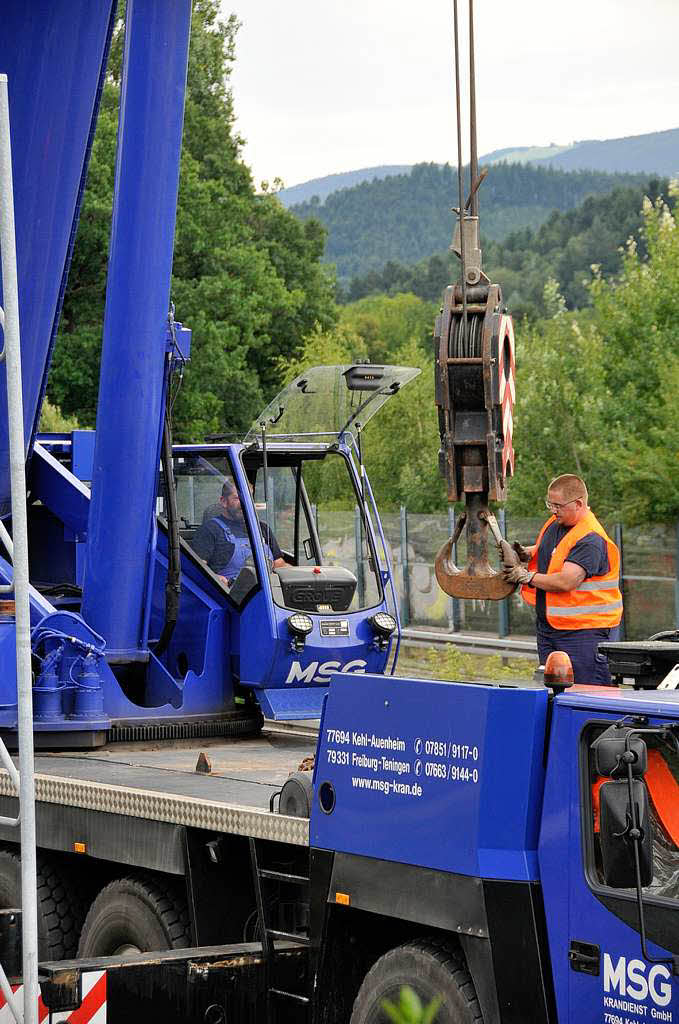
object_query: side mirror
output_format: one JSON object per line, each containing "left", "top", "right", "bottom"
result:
{"left": 599, "top": 779, "right": 654, "bottom": 888}
{"left": 592, "top": 725, "right": 648, "bottom": 778}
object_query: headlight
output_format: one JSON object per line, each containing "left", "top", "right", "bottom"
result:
{"left": 369, "top": 612, "right": 397, "bottom": 647}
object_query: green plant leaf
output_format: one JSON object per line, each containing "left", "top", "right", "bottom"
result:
{"left": 400, "top": 986, "right": 423, "bottom": 1022}
{"left": 421, "top": 995, "right": 442, "bottom": 1024}
{"left": 379, "top": 998, "right": 404, "bottom": 1024}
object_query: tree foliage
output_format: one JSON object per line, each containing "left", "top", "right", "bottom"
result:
{"left": 283, "top": 188, "right": 679, "bottom": 525}
{"left": 42, "top": 2, "right": 679, "bottom": 530}
{"left": 292, "top": 161, "right": 648, "bottom": 283}
{"left": 511, "top": 185, "right": 679, "bottom": 524}
{"left": 48, "top": 1, "right": 335, "bottom": 440}
{"left": 278, "top": 294, "right": 445, "bottom": 512}
{"left": 341, "top": 179, "right": 674, "bottom": 322}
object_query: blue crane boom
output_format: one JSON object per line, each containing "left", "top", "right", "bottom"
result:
{"left": 0, "top": 2, "right": 117, "bottom": 512}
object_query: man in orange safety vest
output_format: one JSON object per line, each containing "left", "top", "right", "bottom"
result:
{"left": 501, "top": 474, "right": 622, "bottom": 684}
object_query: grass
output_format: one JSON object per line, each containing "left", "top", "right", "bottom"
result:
{"left": 395, "top": 642, "right": 535, "bottom": 684}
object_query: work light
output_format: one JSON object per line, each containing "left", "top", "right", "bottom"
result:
{"left": 287, "top": 613, "right": 313, "bottom": 652}
{"left": 369, "top": 612, "right": 397, "bottom": 650}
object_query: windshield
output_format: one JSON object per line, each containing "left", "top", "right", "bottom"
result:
{"left": 248, "top": 450, "right": 383, "bottom": 612}
{"left": 244, "top": 364, "right": 420, "bottom": 443}
{"left": 160, "top": 449, "right": 383, "bottom": 612}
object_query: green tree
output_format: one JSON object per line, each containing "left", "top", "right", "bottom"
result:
{"left": 278, "top": 294, "right": 445, "bottom": 512}
{"left": 340, "top": 179, "right": 674, "bottom": 323}
{"left": 508, "top": 280, "right": 615, "bottom": 517}
{"left": 293, "top": 161, "right": 649, "bottom": 283}
{"left": 48, "top": 1, "right": 335, "bottom": 440}
{"left": 590, "top": 187, "right": 679, "bottom": 521}
{"left": 339, "top": 293, "right": 435, "bottom": 363}
{"left": 364, "top": 334, "right": 445, "bottom": 512}
{"left": 39, "top": 399, "right": 80, "bottom": 433}
{"left": 509, "top": 185, "right": 679, "bottom": 524}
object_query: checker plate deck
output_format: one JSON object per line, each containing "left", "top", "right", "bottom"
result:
{"left": 0, "top": 727, "right": 316, "bottom": 846}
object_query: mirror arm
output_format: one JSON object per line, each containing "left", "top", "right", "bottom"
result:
{"left": 622, "top": 729, "right": 675, "bottom": 968}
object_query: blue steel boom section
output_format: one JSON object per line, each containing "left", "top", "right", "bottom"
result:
{"left": 0, "top": 1, "right": 410, "bottom": 746}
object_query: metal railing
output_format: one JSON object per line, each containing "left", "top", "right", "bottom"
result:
{"left": 0, "top": 73, "right": 39, "bottom": 1024}
{"left": 335, "top": 505, "right": 678, "bottom": 643}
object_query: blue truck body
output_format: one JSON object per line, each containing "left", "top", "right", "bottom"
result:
{"left": 309, "top": 675, "right": 679, "bottom": 1022}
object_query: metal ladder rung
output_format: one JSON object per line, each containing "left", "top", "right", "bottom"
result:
{"left": 267, "top": 928, "right": 310, "bottom": 946}
{"left": 259, "top": 868, "right": 309, "bottom": 885}
{"left": 270, "top": 988, "right": 310, "bottom": 1005}
{"left": 249, "top": 836, "right": 310, "bottom": 1020}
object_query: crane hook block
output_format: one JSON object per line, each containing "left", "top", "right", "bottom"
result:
{"left": 435, "top": 282, "right": 515, "bottom": 504}
{"left": 433, "top": 282, "right": 517, "bottom": 601}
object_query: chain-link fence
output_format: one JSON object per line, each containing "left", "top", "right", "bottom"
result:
{"left": 350, "top": 508, "right": 677, "bottom": 641}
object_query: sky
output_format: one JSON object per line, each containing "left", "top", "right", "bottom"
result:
{"left": 224, "top": 0, "right": 679, "bottom": 190}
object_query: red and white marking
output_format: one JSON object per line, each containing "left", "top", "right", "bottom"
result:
{"left": 497, "top": 315, "right": 515, "bottom": 478}
{"left": 0, "top": 970, "right": 106, "bottom": 1023}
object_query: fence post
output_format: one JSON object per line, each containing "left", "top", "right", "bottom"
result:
{"left": 400, "top": 504, "right": 410, "bottom": 627}
{"left": 354, "top": 506, "right": 365, "bottom": 606}
{"left": 447, "top": 506, "right": 461, "bottom": 632}
{"left": 497, "top": 507, "right": 509, "bottom": 638}
{"left": 613, "top": 522, "right": 626, "bottom": 641}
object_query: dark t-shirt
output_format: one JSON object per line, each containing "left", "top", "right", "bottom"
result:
{"left": 535, "top": 521, "right": 609, "bottom": 629}
{"left": 191, "top": 513, "right": 282, "bottom": 575}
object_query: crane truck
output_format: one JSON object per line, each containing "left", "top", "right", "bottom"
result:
{"left": 0, "top": 3, "right": 678, "bottom": 1024}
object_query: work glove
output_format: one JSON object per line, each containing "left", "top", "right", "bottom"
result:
{"left": 502, "top": 564, "right": 536, "bottom": 586}
{"left": 499, "top": 539, "right": 520, "bottom": 568}
{"left": 512, "top": 541, "right": 531, "bottom": 563}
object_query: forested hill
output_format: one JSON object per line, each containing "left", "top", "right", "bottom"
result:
{"left": 290, "top": 162, "right": 647, "bottom": 281}
{"left": 341, "top": 177, "right": 675, "bottom": 319}
{"left": 278, "top": 166, "right": 410, "bottom": 207}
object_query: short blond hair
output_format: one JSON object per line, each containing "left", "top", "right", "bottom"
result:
{"left": 548, "top": 474, "right": 588, "bottom": 503}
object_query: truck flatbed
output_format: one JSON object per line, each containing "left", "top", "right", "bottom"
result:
{"left": 0, "top": 726, "right": 314, "bottom": 857}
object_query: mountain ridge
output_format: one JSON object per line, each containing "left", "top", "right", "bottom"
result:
{"left": 278, "top": 126, "right": 679, "bottom": 209}
{"left": 277, "top": 165, "right": 411, "bottom": 208}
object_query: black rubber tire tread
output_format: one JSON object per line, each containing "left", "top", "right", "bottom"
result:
{"left": 77, "top": 872, "right": 190, "bottom": 957}
{"left": 350, "top": 936, "right": 483, "bottom": 1024}
{"left": 0, "top": 848, "right": 84, "bottom": 960}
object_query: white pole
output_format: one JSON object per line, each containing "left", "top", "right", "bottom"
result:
{"left": 0, "top": 72, "right": 38, "bottom": 1024}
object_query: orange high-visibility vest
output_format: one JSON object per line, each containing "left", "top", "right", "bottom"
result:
{"left": 520, "top": 510, "right": 622, "bottom": 630}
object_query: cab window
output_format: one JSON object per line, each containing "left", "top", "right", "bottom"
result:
{"left": 246, "top": 450, "right": 383, "bottom": 612}
{"left": 159, "top": 453, "right": 260, "bottom": 608}
{"left": 586, "top": 724, "right": 679, "bottom": 901}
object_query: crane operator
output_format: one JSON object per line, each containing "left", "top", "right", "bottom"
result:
{"left": 501, "top": 474, "right": 622, "bottom": 684}
{"left": 191, "top": 479, "right": 288, "bottom": 595}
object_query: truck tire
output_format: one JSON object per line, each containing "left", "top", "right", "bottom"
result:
{"left": 350, "top": 937, "right": 483, "bottom": 1024}
{"left": 0, "top": 848, "right": 83, "bottom": 960}
{"left": 77, "top": 873, "right": 190, "bottom": 957}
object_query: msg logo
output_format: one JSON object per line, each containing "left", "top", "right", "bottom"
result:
{"left": 285, "top": 659, "right": 367, "bottom": 685}
{"left": 604, "top": 953, "right": 672, "bottom": 1007}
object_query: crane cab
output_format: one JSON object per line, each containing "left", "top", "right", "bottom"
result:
{"left": 162, "top": 365, "right": 419, "bottom": 720}
{"left": 9, "top": 366, "right": 417, "bottom": 743}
